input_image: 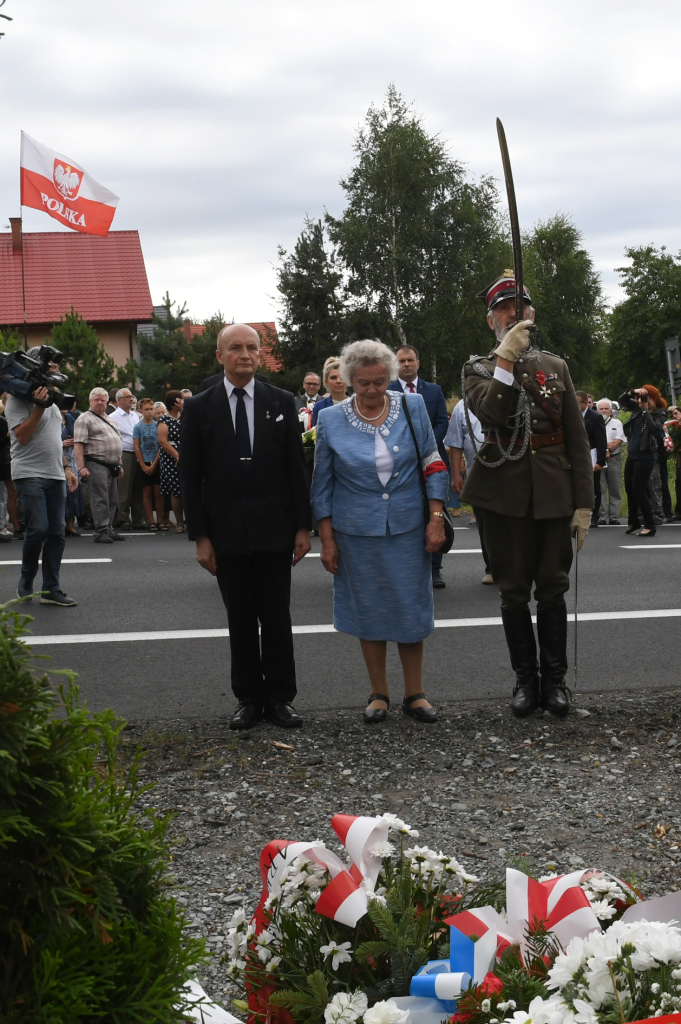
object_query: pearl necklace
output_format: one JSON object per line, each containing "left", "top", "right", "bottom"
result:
{"left": 353, "top": 394, "right": 388, "bottom": 422}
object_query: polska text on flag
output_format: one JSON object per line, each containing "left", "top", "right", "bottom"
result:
{"left": 20, "top": 132, "right": 119, "bottom": 238}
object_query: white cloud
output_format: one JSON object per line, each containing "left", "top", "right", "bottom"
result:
{"left": 2, "top": 0, "right": 681, "bottom": 321}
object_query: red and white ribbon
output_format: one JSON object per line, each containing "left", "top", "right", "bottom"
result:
{"left": 254, "top": 815, "right": 390, "bottom": 932}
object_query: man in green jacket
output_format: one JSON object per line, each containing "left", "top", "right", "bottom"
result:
{"left": 461, "top": 271, "right": 593, "bottom": 718}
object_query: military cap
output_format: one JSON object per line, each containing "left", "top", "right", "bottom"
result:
{"left": 477, "top": 269, "right": 531, "bottom": 311}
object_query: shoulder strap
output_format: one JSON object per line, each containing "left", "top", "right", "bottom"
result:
{"left": 401, "top": 395, "right": 429, "bottom": 509}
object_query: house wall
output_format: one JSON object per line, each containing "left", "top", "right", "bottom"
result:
{"left": 2, "top": 322, "right": 142, "bottom": 367}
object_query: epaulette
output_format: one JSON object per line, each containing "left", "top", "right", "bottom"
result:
{"left": 539, "top": 349, "right": 562, "bottom": 359}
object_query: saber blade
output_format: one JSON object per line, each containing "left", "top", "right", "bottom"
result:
{"left": 496, "top": 118, "right": 524, "bottom": 325}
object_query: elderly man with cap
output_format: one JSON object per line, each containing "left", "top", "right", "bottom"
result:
{"left": 460, "top": 271, "right": 593, "bottom": 718}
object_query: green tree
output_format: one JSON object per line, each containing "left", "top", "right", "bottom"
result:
{"left": 136, "top": 292, "right": 190, "bottom": 397}
{"left": 522, "top": 215, "right": 605, "bottom": 383}
{"left": 0, "top": 601, "right": 206, "bottom": 1020}
{"left": 597, "top": 245, "right": 681, "bottom": 396}
{"left": 50, "top": 309, "right": 115, "bottom": 407}
{"left": 275, "top": 218, "right": 346, "bottom": 391}
{"left": 326, "top": 85, "right": 503, "bottom": 397}
{"left": 0, "top": 326, "right": 21, "bottom": 352}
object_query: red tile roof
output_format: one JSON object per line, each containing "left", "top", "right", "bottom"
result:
{"left": 186, "top": 320, "right": 282, "bottom": 372}
{"left": 0, "top": 230, "right": 153, "bottom": 324}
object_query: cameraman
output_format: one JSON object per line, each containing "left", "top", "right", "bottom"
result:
{"left": 619, "top": 387, "right": 665, "bottom": 537}
{"left": 4, "top": 357, "right": 79, "bottom": 605}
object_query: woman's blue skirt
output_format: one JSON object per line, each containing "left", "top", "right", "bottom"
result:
{"left": 333, "top": 526, "right": 434, "bottom": 643}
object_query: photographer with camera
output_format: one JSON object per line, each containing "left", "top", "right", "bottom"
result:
{"left": 619, "top": 386, "right": 666, "bottom": 538}
{"left": 4, "top": 349, "right": 79, "bottom": 606}
{"left": 73, "top": 388, "right": 124, "bottom": 544}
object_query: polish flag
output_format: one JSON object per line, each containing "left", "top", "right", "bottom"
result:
{"left": 20, "top": 132, "right": 119, "bottom": 237}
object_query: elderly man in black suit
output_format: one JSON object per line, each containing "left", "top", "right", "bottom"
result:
{"left": 180, "top": 324, "right": 311, "bottom": 730}
{"left": 576, "top": 391, "right": 608, "bottom": 528}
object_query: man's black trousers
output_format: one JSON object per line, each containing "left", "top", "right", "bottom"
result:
{"left": 216, "top": 551, "right": 296, "bottom": 706}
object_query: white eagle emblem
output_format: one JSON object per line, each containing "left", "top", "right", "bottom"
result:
{"left": 53, "top": 161, "right": 82, "bottom": 200}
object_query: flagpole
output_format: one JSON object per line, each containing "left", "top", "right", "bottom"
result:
{"left": 19, "top": 210, "right": 27, "bottom": 349}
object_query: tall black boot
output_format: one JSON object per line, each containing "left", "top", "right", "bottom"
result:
{"left": 502, "top": 607, "right": 540, "bottom": 717}
{"left": 537, "top": 604, "right": 570, "bottom": 717}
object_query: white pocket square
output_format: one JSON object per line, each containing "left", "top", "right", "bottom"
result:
{"left": 275, "top": 414, "right": 284, "bottom": 422}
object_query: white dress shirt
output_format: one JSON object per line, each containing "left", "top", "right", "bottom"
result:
{"left": 224, "top": 376, "right": 255, "bottom": 449}
{"left": 397, "top": 376, "right": 419, "bottom": 393}
{"left": 108, "top": 407, "right": 139, "bottom": 452}
{"left": 603, "top": 415, "right": 626, "bottom": 451}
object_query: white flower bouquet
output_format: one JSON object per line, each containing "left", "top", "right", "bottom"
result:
{"left": 222, "top": 813, "right": 676, "bottom": 1024}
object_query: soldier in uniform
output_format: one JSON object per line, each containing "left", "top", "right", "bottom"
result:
{"left": 461, "top": 271, "right": 593, "bottom": 717}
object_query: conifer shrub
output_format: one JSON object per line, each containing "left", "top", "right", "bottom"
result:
{"left": 0, "top": 601, "right": 206, "bottom": 1022}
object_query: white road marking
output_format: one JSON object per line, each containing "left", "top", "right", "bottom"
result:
{"left": 0, "top": 558, "right": 113, "bottom": 565}
{"left": 620, "top": 545, "right": 681, "bottom": 550}
{"left": 24, "top": 607, "right": 681, "bottom": 645}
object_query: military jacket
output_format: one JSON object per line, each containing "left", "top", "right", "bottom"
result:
{"left": 459, "top": 347, "right": 593, "bottom": 519}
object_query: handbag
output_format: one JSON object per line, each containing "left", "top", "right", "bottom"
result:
{"left": 401, "top": 395, "right": 455, "bottom": 554}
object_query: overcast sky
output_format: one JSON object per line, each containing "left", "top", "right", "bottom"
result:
{"left": 2, "top": 0, "right": 681, "bottom": 324}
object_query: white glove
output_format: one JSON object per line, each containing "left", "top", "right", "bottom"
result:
{"left": 570, "top": 508, "right": 592, "bottom": 552}
{"left": 494, "top": 319, "right": 534, "bottom": 362}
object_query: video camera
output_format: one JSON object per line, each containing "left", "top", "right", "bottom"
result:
{"left": 0, "top": 345, "right": 75, "bottom": 409}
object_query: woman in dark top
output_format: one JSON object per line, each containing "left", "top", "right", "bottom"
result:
{"left": 158, "top": 390, "right": 185, "bottom": 532}
{"left": 619, "top": 386, "right": 665, "bottom": 537}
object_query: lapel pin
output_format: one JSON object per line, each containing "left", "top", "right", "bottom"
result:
{"left": 266, "top": 410, "right": 270, "bottom": 419}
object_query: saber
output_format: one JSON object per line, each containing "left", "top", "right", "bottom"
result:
{"left": 496, "top": 118, "right": 524, "bottom": 325}
{"left": 573, "top": 538, "right": 578, "bottom": 695}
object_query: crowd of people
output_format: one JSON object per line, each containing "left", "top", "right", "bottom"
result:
{"left": 0, "top": 344, "right": 198, "bottom": 605}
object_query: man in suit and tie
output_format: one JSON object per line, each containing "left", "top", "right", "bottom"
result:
{"left": 389, "top": 345, "right": 450, "bottom": 588}
{"left": 180, "top": 324, "right": 311, "bottom": 730}
{"left": 576, "top": 391, "right": 607, "bottom": 528}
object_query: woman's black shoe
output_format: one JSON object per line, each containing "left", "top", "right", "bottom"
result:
{"left": 364, "top": 693, "right": 389, "bottom": 724}
{"left": 625, "top": 526, "right": 638, "bottom": 534}
{"left": 401, "top": 692, "right": 437, "bottom": 723}
{"left": 636, "top": 528, "right": 657, "bottom": 537}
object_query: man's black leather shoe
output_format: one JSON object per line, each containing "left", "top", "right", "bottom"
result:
{"left": 109, "top": 531, "right": 126, "bottom": 541}
{"left": 432, "top": 571, "right": 446, "bottom": 589}
{"left": 264, "top": 701, "right": 303, "bottom": 728}
{"left": 510, "top": 682, "right": 540, "bottom": 716}
{"left": 229, "top": 702, "right": 262, "bottom": 730}
{"left": 540, "top": 683, "right": 570, "bottom": 717}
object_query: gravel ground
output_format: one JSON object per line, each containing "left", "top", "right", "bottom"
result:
{"left": 121, "top": 692, "right": 681, "bottom": 1013}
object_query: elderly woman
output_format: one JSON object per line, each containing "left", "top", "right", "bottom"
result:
{"left": 312, "top": 357, "right": 350, "bottom": 426}
{"left": 312, "top": 339, "right": 449, "bottom": 724}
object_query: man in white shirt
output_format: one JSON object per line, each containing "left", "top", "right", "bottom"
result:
{"left": 444, "top": 399, "right": 493, "bottom": 584}
{"left": 597, "top": 399, "right": 627, "bottom": 524}
{"left": 109, "top": 388, "right": 145, "bottom": 530}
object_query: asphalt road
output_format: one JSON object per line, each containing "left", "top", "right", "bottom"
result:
{"left": 2, "top": 518, "right": 680, "bottom": 721}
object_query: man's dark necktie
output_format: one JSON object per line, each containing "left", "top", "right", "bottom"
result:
{"left": 407, "top": 382, "right": 415, "bottom": 393}
{"left": 232, "top": 388, "right": 251, "bottom": 465}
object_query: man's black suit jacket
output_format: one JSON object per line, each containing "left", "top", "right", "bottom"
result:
{"left": 583, "top": 407, "right": 608, "bottom": 467}
{"left": 179, "top": 379, "right": 311, "bottom": 556}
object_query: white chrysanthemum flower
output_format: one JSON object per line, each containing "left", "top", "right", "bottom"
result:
{"left": 369, "top": 840, "right": 395, "bottom": 858}
{"left": 361, "top": 877, "right": 388, "bottom": 906}
{"left": 228, "top": 907, "right": 246, "bottom": 929}
{"left": 324, "top": 991, "right": 368, "bottom": 1024}
{"left": 404, "top": 845, "right": 434, "bottom": 861}
{"left": 320, "top": 940, "right": 353, "bottom": 970}
{"left": 381, "top": 812, "right": 418, "bottom": 836}
{"left": 269, "top": 955, "right": 282, "bottom": 969}
{"left": 363, "top": 998, "right": 411, "bottom": 1024}
{"left": 585, "top": 876, "right": 627, "bottom": 901}
{"left": 589, "top": 899, "right": 618, "bottom": 921}
{"left": 226, "top": 957, "right": 247, "bottom": 977}
{"left": 539, "top": 872, "right": 560, "bottom": 883}
{"left": 481, "top": 999, "right": 492, "bottom": 1012}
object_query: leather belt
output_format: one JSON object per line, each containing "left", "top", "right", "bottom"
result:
{"left": 486, "top": 429, "right": 565, "bottom": 449}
